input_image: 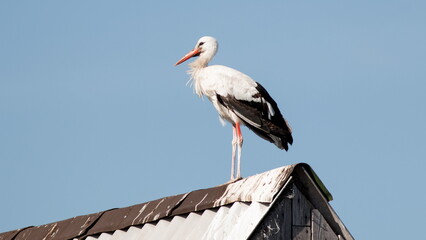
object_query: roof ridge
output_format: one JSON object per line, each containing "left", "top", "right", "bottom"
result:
{"left": 1, "top": 163, "right": 320, "bottom": 240}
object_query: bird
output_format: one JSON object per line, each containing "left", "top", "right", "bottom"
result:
{"left": 175, "top": 36, "right": 293, "bottom": 181}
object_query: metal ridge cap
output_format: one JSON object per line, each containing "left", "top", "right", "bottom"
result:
{"left": 294, "top": 163, "right": 333, "bottom": 201}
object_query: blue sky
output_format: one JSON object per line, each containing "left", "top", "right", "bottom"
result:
{"left": 1, "top": 1, "right": 425, "bottom": 239}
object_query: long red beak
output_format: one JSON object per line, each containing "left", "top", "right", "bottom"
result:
{"left": 175, "top": 48, "right": 201, "bottom": 66}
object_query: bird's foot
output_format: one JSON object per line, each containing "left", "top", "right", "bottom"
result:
{"left": 226, "top": 176, "right": 243, "bottom": 184}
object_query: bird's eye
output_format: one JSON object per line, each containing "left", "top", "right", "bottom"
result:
{"left": 198, "top": 42, "right": 205, "bottom": 47}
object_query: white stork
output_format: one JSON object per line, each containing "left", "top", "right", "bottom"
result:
{"left": 175, "top": 36, "right": 293, "bottom": 180}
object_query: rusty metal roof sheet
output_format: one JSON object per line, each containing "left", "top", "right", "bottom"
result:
{"left": 0, "top": 163, "right": 332, "bottom": 240}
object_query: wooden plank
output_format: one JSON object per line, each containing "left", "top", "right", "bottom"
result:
{"left": 312, "top": 209, "right": 338, "bottom": 240}
{"left": 293, "top": 185, "right": 313, "bottom": 226}
{"left": 293, "top": 167, "right": 354, "bottom": 240}
{"left": 248, "top": 187, "right": 292, "bottom": 240}
{"left": 293, "top": 226, "right": 311, "bottom": 240}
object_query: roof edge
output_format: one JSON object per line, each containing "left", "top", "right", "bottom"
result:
{"left": 0, "top": 163, "right": 333, "bottom": 240}
{"left": 295, "top": 163, "right": 333, "bottom": 201}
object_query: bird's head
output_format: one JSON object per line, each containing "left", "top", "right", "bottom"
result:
{"left": 175, "top": 36, "right": 218, "bottom": 67}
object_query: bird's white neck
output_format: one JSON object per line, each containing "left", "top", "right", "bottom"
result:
{"left": 187, "top": 62, "right": 207, "bottom": 98}
{"left": 189, "top": 56, "right": 209, "bottom": 69}
{"left": 186, "top": 44, "right": 217, "bottom": 97}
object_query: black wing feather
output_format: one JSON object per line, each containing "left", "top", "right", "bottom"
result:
{"left": 217, "top": 82, "right": 293, "bottom": 150}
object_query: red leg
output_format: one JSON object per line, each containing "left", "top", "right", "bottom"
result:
{"left": 235, "top": 122, "right": 243, "bottom": 142}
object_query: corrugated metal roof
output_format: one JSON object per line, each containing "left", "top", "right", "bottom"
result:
{"left": 0, "top": 163, "right": 337, "bottom": 240}
{"left": 83, "top": 201, "right": 270, "bottom": 240}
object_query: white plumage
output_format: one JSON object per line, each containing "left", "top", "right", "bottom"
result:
{"left": 176, "top": 36, "right": 293, "bottom": 180}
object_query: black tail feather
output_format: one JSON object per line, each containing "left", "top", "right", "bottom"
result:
{"left": 244, "top": 122, "right": 293, "bottom": 151}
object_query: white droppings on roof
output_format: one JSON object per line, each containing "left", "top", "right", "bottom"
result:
{"left": 194, "top": 193, "right": 209, "bottom": 212}
{"left": 214, "top": 165, "right": 294, "bottom": 207}
{"left": 42, "top": 223, "right": 58, "bottom": 240}
{"left": 150, "top": 198, "right": 165, "bottom": 222}
{"left": 166, "top": 193, "right": 190, "bottom": 216}
{"left": 79, "top": 217, "right": 93, "bottom": 235}
{"left": 132, "top": 203, "right": 148, "bottom": 225}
